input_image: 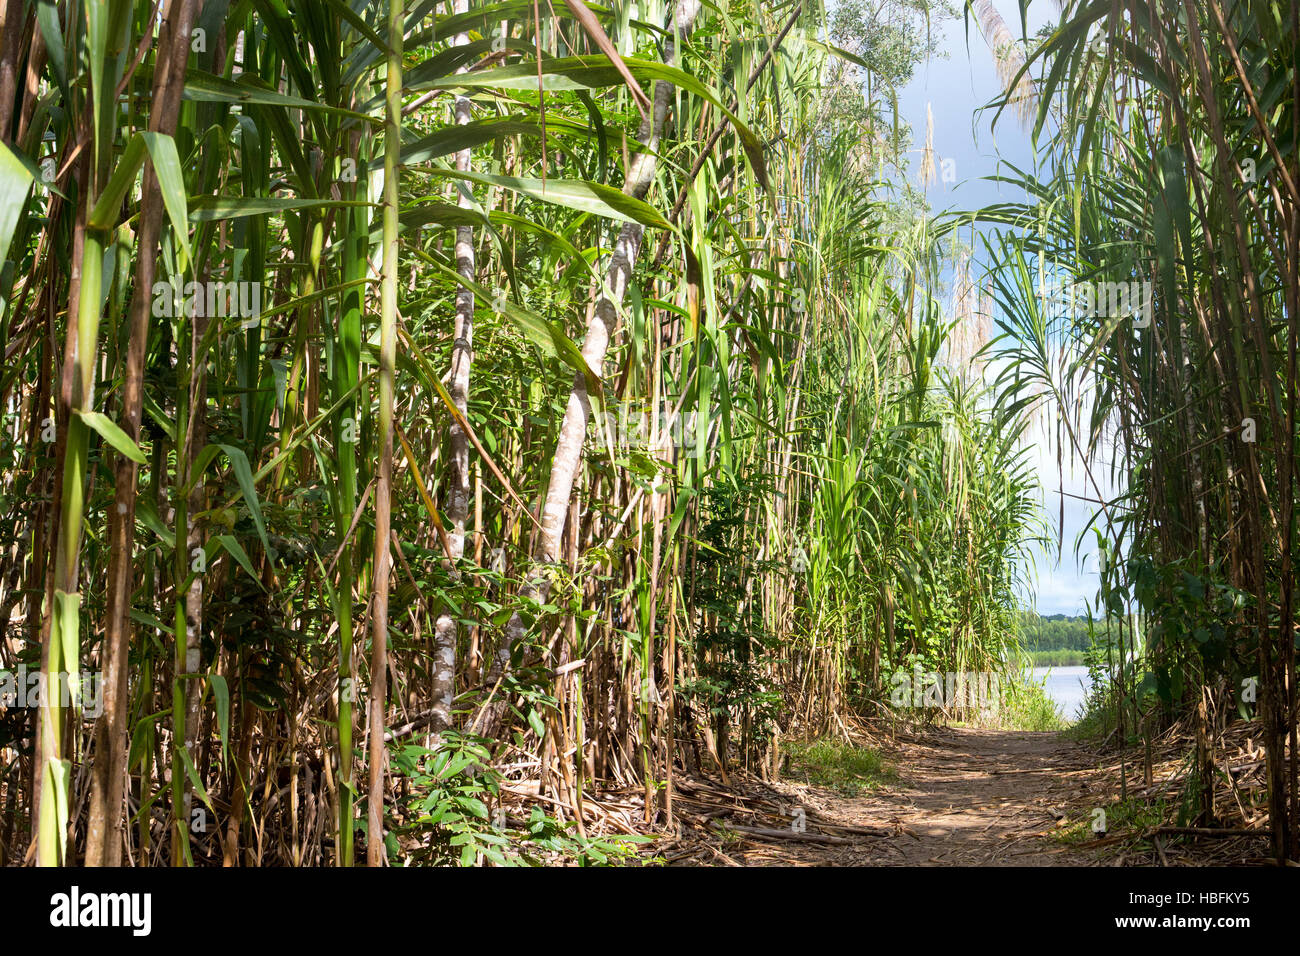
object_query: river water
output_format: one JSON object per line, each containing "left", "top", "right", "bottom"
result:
{"left": 1030, "top": 665, "right": 1092, "bottom": 722}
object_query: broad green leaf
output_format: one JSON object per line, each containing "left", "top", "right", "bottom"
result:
{"left": 135, "top": 497, "right": 176, "bottom": 548}
{"left": 177, "top": 748, "right": 216, "bottom": 813}
{"left": 188, "top": 196, "right": 370, "bottom": 222}
{"left": 209, "top": 674, "right": 231, "bottom": 767}
{"left": 128, "top": 711, "right": 166, "bottom": 772}
{"left": 140, "top": 132, "right": 194, "bottom": 269}
{"left": 181, "top": 68, "right": 370, "bottom": 120}
{"left": 88, "top": 134, "right": 147, "bottom": 231}
{"left": 215, "top": 534, "right": 265, "bottom": 588}
{"left": 0, "top": 142, "right": 35, "bottom": 268}
{"left": 398, "top": 116, "right": 589, "bottom": 167}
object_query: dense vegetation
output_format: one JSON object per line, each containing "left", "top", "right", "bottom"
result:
{"left": 0, "top": 0, "right": 1295, "bottom": 867}
{"left": 0, "top": 0, "right": 1050, "bottom": 867}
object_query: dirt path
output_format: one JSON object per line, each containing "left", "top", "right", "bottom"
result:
{"left": 832, "top": 727, "right": 1103, "bottom": 865}
{"left": 682, "top": 727, "right": 1108, "bottom": 866}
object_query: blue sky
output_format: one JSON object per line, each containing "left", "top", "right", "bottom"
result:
{"left": 890, "top": 0, "right": 1104, "bottom": 616}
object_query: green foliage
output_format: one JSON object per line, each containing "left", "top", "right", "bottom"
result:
{"left": 1053, "top": 798, "right": 1170, "bottom": 847}
{"left": 1125, "top": 558, "right": 1252, "bottom": 714}
{"left": 386, "top": 731, "right": 646, "bottom": 866}
{"left": 387, "top": 733, "right": 501, "bottom": 866}
{"left": 1067, "top": 681, "right": 1119, "bottom": 745}
{"left": 0, "top": 0, "right": 1087, "bottom": 866}
{"left": 680, "top": 477, "right": 785, "bottom": 762}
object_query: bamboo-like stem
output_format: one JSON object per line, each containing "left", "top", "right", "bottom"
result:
{"left": 366, "top": 0, "right": 404, "bottom": 868}
{"left": 87, "top": 0, "right": 200, "bottom": 868}
{"left": 430, "top": 0, "right": 476, "bottom": 741}
{"left": 480, "top": 0, "right": 703, "bottom": 733}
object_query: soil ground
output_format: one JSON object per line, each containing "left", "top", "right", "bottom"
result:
{"left": 642, "top": 723, "right": 1276, "bottom": 866}
{"left": 771, "top": 727, "right": 1105, "bottom": 865}
{"left": 698, "top": 728, "right": 1107, "bottom": 865}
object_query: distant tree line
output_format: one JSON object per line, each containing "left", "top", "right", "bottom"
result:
{"left": 1018, "top": 613, "right": 1093, "bottom": 653}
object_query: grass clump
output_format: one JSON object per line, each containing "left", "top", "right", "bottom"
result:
{"left": 1052, "top": 797, "right": 1169, "bottom": 847}
{"left": 999, "top": 679, "right": 1069, "bottom": 732}
{"left": 782, "top": 738, "right": 895, "bottom": 795}
{"left": 1066, "top": 680, "right": 1119, "bottom": 744}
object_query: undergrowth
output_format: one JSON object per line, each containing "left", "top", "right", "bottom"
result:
{"left": 1053, "top": 797, "right": 1170, "bottom": 847}
{"left": 384, "top": 732, "right": 649, "bottom": 866}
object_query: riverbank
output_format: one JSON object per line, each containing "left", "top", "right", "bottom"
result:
{"left": 1030, "top": 665, "right": 1091, "bottom": 723}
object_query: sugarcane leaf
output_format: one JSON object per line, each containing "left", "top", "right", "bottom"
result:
{"left": 35, "top": 0, "right": 69, "bottom": 104}
{"left": 398, "top": 116, "right": 588, "bottom": 167}
{"left": 189, "top": 196, "right": 370, "bottom": 222}
{"left": 127, "top": 710, "right": 166, "bottom": 772}
{"left": 135, "top": 497, "right": 176, "bottom": 548}
{"left": 217, "top": 444, "right": 273, "bottom": 559}
{"left": 208, "top": 674, "right": 231, "bottom": 767}
{"left": 449, "top": 57, "right": 769, "bottom": 189}
{"left": 77, "top": 409, "right": 147, "bottom": 464}
{"left": 215, "top": 534, "right": 265, "bottom": 589}
{"left": 561, "top": 0, "right": 652, "bottom": 113}
{"left": 177, "top": 748, "right": 216, "bottom": 813}
{"left": 428, "top": 169, "right": 668, "bottom": 227}
{"left": 180, "top": 68, "right": 371, "bottom": 120}
{"left": 88, "top": 134, "right": 147, "bottom": 231}
{"left": 140, "top": 132, "right": 194, "bottom": 268}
